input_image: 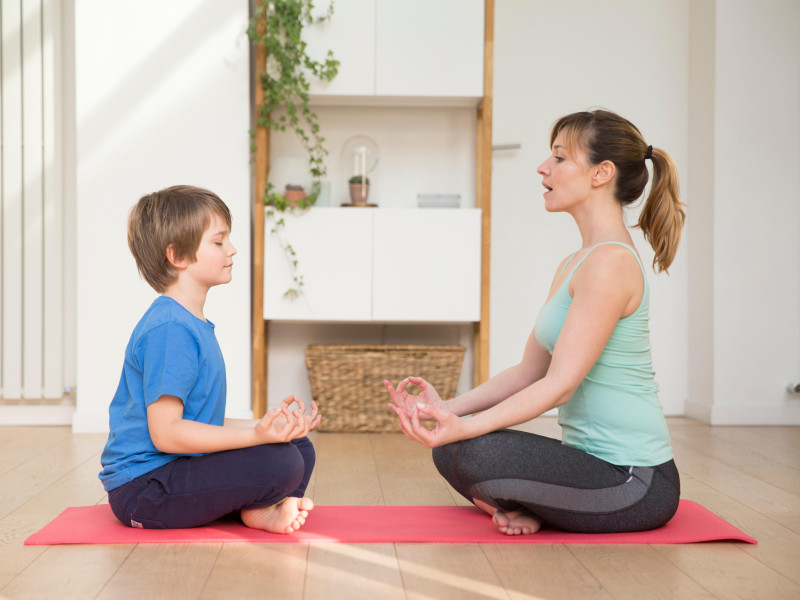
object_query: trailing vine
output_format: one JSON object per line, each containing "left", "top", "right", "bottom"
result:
{"left": 248, "top": 0, "right": 339, "bottom": 298}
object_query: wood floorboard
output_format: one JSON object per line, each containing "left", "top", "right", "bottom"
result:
{"left": 653, "top": 543, "right": 800, "bottom": 600}
{"left": 0, "top": 421, "right": 797, "bottom": 600}
{"left": 568, "top": 545, "right": 718, "bottom": 600}
{"left": 670, "top": 426, "right": 800, "bottom": 496}
{"left": 395, "top": 543, "right": 511, "bottom": 600}
{"left": 481, "top": 544, "right": 613, "bottom": 600}
{"left": 0, "top": 427, "right": 73, "bottom": 477}
{"left": 200, "top": 543, "right": 308, "bottom": 600}
{"left": 671, "top": 438, "right": 800, "bottom": 534}
{"left": 745, "top": 426, "right": 800, "bottom": 451}
{"left": 0, "top": 433, "right": 105, "bottom": 520}
{"left": 304, "top": 543, "right": 405, "bottom": 599}
{"left": 678, "top": 473, "right": 800, "bottom": 586}
{"left": 0, "top": 441, "right": 107, "bottom": 591}
{"left": 95, "top": 543, "right": 222, "bottom": 600}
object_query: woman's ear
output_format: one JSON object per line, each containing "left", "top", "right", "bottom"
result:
{"left": 166, "top": 244, "right": 188, "bottom": 270}
{"left": 592, "top": 160, "right": 616, "bottom": 188}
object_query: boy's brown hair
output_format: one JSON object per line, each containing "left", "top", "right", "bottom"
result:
{"left": 128, "top": 185, "right": 232, "bottom": 293}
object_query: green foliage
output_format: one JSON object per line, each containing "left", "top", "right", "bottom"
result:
{"left": 248, "top": 0, "right": 339, "bottom": 299}
{"left": 248, "top": 0, "right": 339, "bottom": 209}
{"left": 348, "top": 175, "right": 370, "bottom": 185}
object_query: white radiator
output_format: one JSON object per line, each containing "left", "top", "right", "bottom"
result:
{"left": 1, "top": 0, "right": 64, "bottom": 401}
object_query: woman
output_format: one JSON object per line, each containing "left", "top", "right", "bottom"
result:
{"left": 385, "top": 109, "right": 685, "bottom": 535}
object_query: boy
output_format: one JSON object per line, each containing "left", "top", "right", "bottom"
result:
{"left": 100, "top": 185, "right": 320, "bottom": 533}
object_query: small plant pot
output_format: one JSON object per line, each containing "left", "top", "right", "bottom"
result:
{"left": 349, "top": 183, "right": 370, "bottom": 205}
{"left": 284, "top": 188, "right": 306, "bottom": 207}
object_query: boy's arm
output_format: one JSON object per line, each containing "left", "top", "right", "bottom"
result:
{"left": 224, "top": 417, "right": 259, "bottom": 428}
{"left": 147, "top": 395, "right": 315, "bottom": 454}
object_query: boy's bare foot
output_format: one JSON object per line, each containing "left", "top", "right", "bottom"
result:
{"left": 241, "top": 496, "right": 314, "bottom": 534}
{"left": 492, "top": 508, "right": 542, "bottom": 535}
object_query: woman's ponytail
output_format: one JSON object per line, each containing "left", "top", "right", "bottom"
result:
{"left": 637, "top": 147, "right": 685, "bottom": 273}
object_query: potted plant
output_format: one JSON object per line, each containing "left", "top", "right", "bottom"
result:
{"left": 248, "top": 0, "right": 339, "bottom": 298}
{"left": 348, "top": 175, "right": 370, "bottom": 205}
{"left": 284, "top": 184, "right": 306, "bottom": 207}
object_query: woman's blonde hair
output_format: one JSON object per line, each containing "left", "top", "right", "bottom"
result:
{"left": 550, "top": 110, "right": 685, "bottom": 273}
{"left": 128, "top": 185, "right": 232, "bottom": 293}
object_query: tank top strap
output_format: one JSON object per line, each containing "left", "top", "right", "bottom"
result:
{"left": 556, "top": 252, "right": 577, "bottom": 277}
{"left": 565, "top": 241, "right": 647, "bottom": 283}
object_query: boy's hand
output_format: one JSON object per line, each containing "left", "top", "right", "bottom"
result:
{"left": 255, "top": 395, "right": 321, "bottom": 443}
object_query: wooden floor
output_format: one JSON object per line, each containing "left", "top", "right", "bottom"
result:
{"left": 0, "top": 418, "right": 798, "bottom": 599}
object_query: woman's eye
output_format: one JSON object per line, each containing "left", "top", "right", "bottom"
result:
{"left": 554, "top": 156, "right": 564, "bottom": 163}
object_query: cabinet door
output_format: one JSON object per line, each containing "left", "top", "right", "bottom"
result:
{"left": 304, "top": 0, "right": 375, "bottom": 97}
{"left": 372, "top": 209, "right": 481, "bottom": 321}
{"left": 264, "top": 209, "right": 372, "bottom": 320}
{"left": 375, "top": 0, "right": 484, "bottom": 98}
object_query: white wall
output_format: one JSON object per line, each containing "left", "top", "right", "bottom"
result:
{"left": 491, "top": 0, "right": 689, "bottom": 415}
{"left": 72, "top": 0, "right": 252, "bottom": 432}
{"left": 690, "top": 0, "right": 800, "bottom": 424}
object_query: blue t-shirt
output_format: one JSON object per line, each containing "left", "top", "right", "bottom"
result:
{"left": 99, "top": 296, "right": 227, "bottom": 491}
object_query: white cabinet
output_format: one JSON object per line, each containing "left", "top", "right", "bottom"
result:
{"left": 264, "top": 208, "right": 481, "bottom": 322}
{"left": 372, "top": 210, "right": 481, "bottom": 321}
{"left": 305, "top": 0, "right": 484, "bottom": 100}
{"left": 374, "top": 0, "right": 484, "bottom": 98}
{"left": 304, "top": 0, "right": 375, "bottom": 97}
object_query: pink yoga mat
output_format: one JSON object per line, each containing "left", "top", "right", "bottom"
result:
{"left": 24, "top": 500, "right": 756, "bottom": 546}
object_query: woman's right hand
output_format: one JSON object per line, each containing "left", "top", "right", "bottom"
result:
{"left": 384, "top": 376, "right": 445, "bottom": 420}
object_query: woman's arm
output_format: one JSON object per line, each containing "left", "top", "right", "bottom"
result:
{"left": 147, "top": 395, "right": 320, "bottom": 454}
{"left": 441, "top": 252, "right": 576, "bottom": 416}
{"left": 394, "top": 246, "right": 641, "bottom": 447}
{"left": 444, "top": 330, "right": 552, "bottom": 416}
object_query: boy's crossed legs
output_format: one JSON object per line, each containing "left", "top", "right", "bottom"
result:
{"left": 108, "top": 437, "right": 315, "bottom": 532}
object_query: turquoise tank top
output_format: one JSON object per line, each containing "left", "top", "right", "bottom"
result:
{"left": 534, "top": 242, "right": 673, "bottom": 466}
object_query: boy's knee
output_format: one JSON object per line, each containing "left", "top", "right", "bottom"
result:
{"left": 291, "top": 437, "right": 316, "bottom": 468}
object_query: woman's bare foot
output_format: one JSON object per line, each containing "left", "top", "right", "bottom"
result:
{"left": 241, "top": 496, "right": 314, "bottom": 534}
{"left": 492, "top": 508, "right": 542, "bottom": 536}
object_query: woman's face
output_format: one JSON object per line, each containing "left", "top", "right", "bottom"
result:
{"left": 536, "top": 131, "right": 595, "bottom": 213}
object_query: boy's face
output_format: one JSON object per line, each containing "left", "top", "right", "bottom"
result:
{"left": 184, "top": 213, "right": 236, "bottom": 289}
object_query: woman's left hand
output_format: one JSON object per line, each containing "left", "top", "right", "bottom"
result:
{"left": 388, "top": 399, "right": 466, "bottom": 448}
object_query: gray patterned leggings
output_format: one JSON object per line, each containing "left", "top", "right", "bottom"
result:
{"left": 432, "top": 429, "right": 680, "bottom": 533}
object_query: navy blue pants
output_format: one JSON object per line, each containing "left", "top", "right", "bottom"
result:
{"left": 433, "top": 430, "right": 680, "bottom": 533}
{"left": 108, "top": 437, "right": 315, "bottom": 529}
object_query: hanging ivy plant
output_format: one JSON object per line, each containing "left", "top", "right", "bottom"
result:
{"left": 248, "top": 0, "right": 339, "bottom": 298}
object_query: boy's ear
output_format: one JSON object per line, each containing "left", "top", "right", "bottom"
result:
{"left": 591, "top": 160, "right": 616, "bottom": 187}
{"left": 166, "top": 244, "right": 188, "bottom": 270}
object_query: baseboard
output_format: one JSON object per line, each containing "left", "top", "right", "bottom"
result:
{"left": 684, "top": 399, "right": 712, "bottom": 424}
{"left": 0, "top": 404, "right": 75, "bottom": 426}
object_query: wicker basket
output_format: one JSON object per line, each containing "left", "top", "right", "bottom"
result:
{"left": 304, "top": 344, "right": 466, "bottom": 433}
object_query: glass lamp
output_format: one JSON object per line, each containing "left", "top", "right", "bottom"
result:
{"left": 340, "top": 135, "right": 380, "bottom": 206}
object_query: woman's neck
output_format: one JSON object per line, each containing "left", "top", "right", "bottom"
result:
{"left": 571, "top": 192, "right": 629, "bottom": 248}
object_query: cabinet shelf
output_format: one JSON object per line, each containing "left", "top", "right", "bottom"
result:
{"left": 251, "top": 0, "right": 495, "bottom": 417}
{"left": 264, "top": 208, "right": 481, "bottom": 323}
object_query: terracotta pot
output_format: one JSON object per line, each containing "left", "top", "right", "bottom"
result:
{"left": 349, "top": 183, "right": 370, "bottom": 204}
{"left": 284, "top": 188, "right": 306, "bottom": 207}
